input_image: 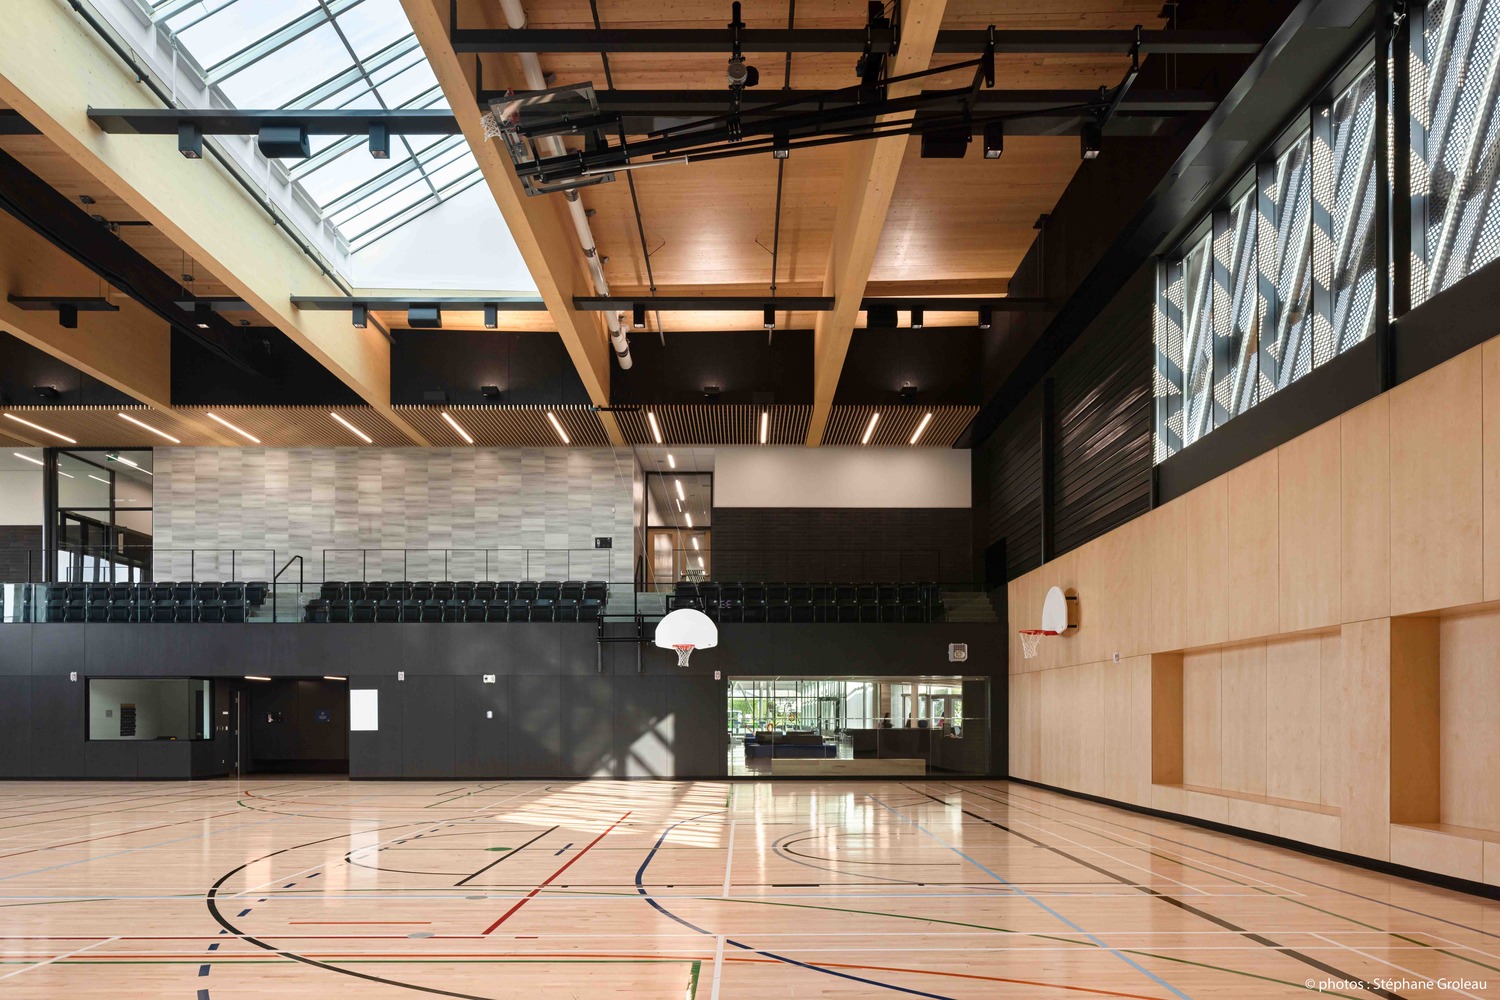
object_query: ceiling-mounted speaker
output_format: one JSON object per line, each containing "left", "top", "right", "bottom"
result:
{"left": 920, "top": 126, "right": 970, "bottom": 159}
{"left": 257, "top": 125, "right": 310, "bottom": 159}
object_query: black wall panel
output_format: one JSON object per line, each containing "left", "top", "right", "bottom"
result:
{"left": 1050, "top": 268, "right": 1154, "bottom": 555}
{"left": 833, "top": 328, "right": 983, "bottom": 405}
{"left": 0, "top": 675, "right": 32, "bottom": 777}
{"left": 391, "top": 330, "right": 591, "bottom": 406}
{"left": 709, "top": 508, "right": 974, "bottom": 583}
{"left": 0, "top": 621, "right": 1005, "bottom": 779}
{"left": 0, "top": 331, "right": 139, "bottom": 407}
{"left": 401, "top": 676, "right": 457, "bottom": 778}
{"left": 977, "top": 389, "right": 1043, "bottom": 581}
{"left": 0, "top": 526, "right": 43, "bottom": 584}
{"left": 172, "top": 328, "right": 364, "bottom": 406}
{"left": 612, "top": 330, "right": 813, "bottom": 405}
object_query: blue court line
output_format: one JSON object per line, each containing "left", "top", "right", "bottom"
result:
{"left": 197, "top": 990, "right": 209, "bottom": 1000}
{"left": 207, "top": 943, "right": 219, "bottom": 952}
{"left": 236, "top": 909, "right": 252, "bottom": 918}
{"left": 868, "top": 795, "right": 1193, "bottom": 1000}
{"left": 634, "top": 810, "right": 953, "bottom": 1000}
{"left": 553, "top": 842, "right": 573, "bottom": 856}
{"left": 197, "top": 964, "right": 210, "bottom": 976}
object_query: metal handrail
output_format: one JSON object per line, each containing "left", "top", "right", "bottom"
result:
{"left": 272, "top": 555, "right": 303, "bottom": 624}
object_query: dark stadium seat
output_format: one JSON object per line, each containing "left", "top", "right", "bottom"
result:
{"left": 474, "top": 582, "right": 497, "bottom": 601}
{"left": 454, "top": 581, "right": 476, "bottom": 601}
{"left": 390, "top": 581, "right": 414, "bottom": 601}
{"left": 245, "top": 582, "right": 269, "bottom": 606}
{"left": 412, "top": 581, "right": 435, "bottom": 601}
{"left": 328, "top": 600, "right": 352, "bottom": 624}
{"left": 538, "top": 581, "right": 562, "bottom": 601}
{"left": 507, "top": 601, "right": 532, "bottom": 622}
{"left": 579, "top": 599, "right": 603, "bottom": 622}
{"left": 718, "top": 601, "right": 743, "bottom": 624}
{"left": 176, "top": 600, "right": 202, "bottom": 623}
{"left": 464, "top": 600, "right": 489, "bottom": 623}
{"left": 399, "top": 600, "right": 422, "bottom": 622}
{"left": 199, "top": 600, "right": 226, "bottom": 623}
{"left": 303, "top": 599, "right": 329, "bottom": 624}
{"left": 496, "top": 581, "right": 517, "bottom": 601}
{"left": 561, "top": 581, "right": 584, "bottom": 601}
{"left": 742, "top": 583, "right": 765, "bottom": 604}
{"left": 376, "top": 599, "right": 401, "bottom": 623}
{"left": 766, "top": 583, "right": 789, "bottom": 605}
{"left": 720, "top": 582, "right": 743, "bottom": 603}
{"left": 433, "top": 582, "right": 456, "bottom": 601}
{"left": 149, "top": 602, "right": 176, "bottom": 624}
{"left": 768, "top": 603, "right": 791, "bottom": 623}
{"left": 530, "top": 598, "right": 556, "bottom": 622}
{"left": 555, "top": 598, "right": 579, "bottom": 622}
{"left": 419, "top": 599, "right": 444, "bottom": 622}
{"left": 365, "top": 581, "right": 390, "bottom": 601}
{"left": 442, "top": 599, "right": 465, "bottom": 622}
{"left": 224, "top": 599, "right": 247, "bottom": 623}
{"left": 584, "top": 581, "right": 608, "bottom": 602}
{"left": 742, "top": 602, "right": 767, "bottom": 623}
{"left": 516, "top": 581, "right": 539, "bottom": 601}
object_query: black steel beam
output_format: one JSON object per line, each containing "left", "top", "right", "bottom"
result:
{"left": 87, "top": 107, "right": 461, "bottom": 136}
{"left": 7, "top": 296, "right": 120, "bottom": 312}
{"left": 451, "top": 27, "right": 1261, "bottom": 56}
{"left": 858, "top": 297, "right": 1050, "bottom": 312}
{"left": 291, "top": 296, "right": 550, "bottom": 310}
{"left": 0, "top": 110, "right": 42, "bottom": 135}
{"left": 575, "top": 296, "right": 834, "bottom": 311}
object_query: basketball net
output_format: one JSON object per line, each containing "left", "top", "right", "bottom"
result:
{"left": 672, "top": 643, "right": 695, "bottom": 667}
{"left": 1018, "top": 630, "right": 1052, "bottom": 660}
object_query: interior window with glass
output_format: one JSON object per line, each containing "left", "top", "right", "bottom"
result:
{"left": 88, "top": 678, "right": 212, "bottom": 741}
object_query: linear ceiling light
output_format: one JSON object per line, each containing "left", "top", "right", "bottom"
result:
{"left": 698, "top": 556, "right": 705, "bottom": 569}
{"left": 666, "top": 452, "right": 676, "bottom": 469}
{"left": 118, "top": 412, "right": 182, "bottom": 444}
{"left": 324, "top": 675, "right": 348, "bottom": 681}
{"left": 909, "top": 411, "right": 934, "bottom": 445}
{"left": 88, "top": 474, "right": 110, "bottom": 485}
{"left": 685, "top": 512, "right": 693, "bottom": 527}
{"left": 245, "top": 675, "right": 271, "bottom": 681}
{"left": 691, "top": 536, "right": 699, "bottom": 550}
{"left": 441, "top": 411, "right": 474, "bottom": 444}
{"left": 646, "top": 411, "right": 663, "bottom": 444}
{"left": 3, "top": 413, "right": 76, "bottom": 444}
{"left": 759, "top": 410, "right": 769, "bottom": 444}
{"left": 330, "top": 411, "right": 373, "bottom": 444}
{"left": 675, "top": 478, "right": 685, "bottom": 500}
{"left": 861, "top": 411, "right": 880, "bottom": 445}
{"left": 546, "top": 411, "right": 570, "bottom": 445}
{"left": 12, "top": 452, "right": 42, "bottom": 466}
{"left": 206, "top": 411, "right": 260, "bottom": 444}
{"left": 113, "top": 455, "right": 153, "bottom": 476}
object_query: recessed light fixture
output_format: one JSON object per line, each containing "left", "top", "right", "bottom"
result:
{"left": 666, "top": 452, "right": 676, "bottom": 469}
{"left": 675, "top": 479, "right": 685, "bottom": 501}
{"left": 119, "top": 412, "right": 182, "bottom": 444}
{"left": 245, "top": 675, "right": 271, "bottom": 682}
{"left": 759, "top": 411, "right": 769, "bottom": 444}
{"left": 909, "top": 411, "right": 934, "bottom": 445}
{"left": 324, "top": 675, "right": 347, "bottom": 681}
{"left": 12, "top": 452, "right": 42, "bottom": 466}
{"left": 113, "top": 455, "right": 153, "bottom": 476}
{"left": 3, "top": 413, "right": 77, "bottom": 444}
{"left": 330, "top": 411, "right": 373, "bottom": 444}
{"left": 861, "top": 411, "right": 880, "bottom": 445}
{"left": 646, "top": 411, "right": 663, "bottom": 444}
{"left": 441, "top": 411, "right": 474, "bottom": 444}
{"left": 546, "top": 411, "right": 570, "bottom": 445}
{"left": 206, "top": 411, "right": 260, "bottom": 443}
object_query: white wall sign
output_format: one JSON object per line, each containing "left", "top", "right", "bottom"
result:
{"left": 350, "top": 689, "right": 379, "bottom": 731}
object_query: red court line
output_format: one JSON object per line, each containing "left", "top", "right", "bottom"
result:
{"left": 288, "top": 922, "right": 432, "bottom": 926}
{"left": 480, "top": 812, "right": 631, "bottom": 935}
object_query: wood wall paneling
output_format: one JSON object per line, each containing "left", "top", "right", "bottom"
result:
{"left": 1182, "top": 476, "right": 1229, "bottom": 648}
{"left": 1438, "top": 610, "right": 1500, "bottom": 833}
{"left": 1147, "top": 500, "right": 1188, "bottom": 652}
{"left": 1226, "top": 452, "right": 1279, "bottom": 641}
{"left": 1265, "top": 636, "right": 1323, "bottom": 805}
{"left": 1340, "top": 618, "right": 1392, "bottom": 860}
{"left": 1484, "top": 340, "right": 1500, "bottom": 600}
{"left": 1340, "top": 396, "right": 1391, "bottom": 622}
{"left": 1389, "top": 352, "right": 1484, "bottom": 615}
{"left": 1181, "top": 648, "right": 1221, "bottom": 789}
{"left": 1150, "top": 652, "right": 1184, "bottom": 785}
{"left": 1278, "top": 421, "right": 1342, "bottom": 632}
{"left": 1217, "top": 643, "right": 1266, "bottom": 796}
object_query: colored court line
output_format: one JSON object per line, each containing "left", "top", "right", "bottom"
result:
{"left": 480, "top": 813, "right": 630, "bottom": 934}
{"left": 868, "top": 795, "right": 1194, "bottom": 1000}
{"left": 455, "top": 825, "right": 556, "bottom": 887}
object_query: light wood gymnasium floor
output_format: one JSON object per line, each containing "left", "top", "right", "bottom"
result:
{"left": 0, "top": 779, "right": 1496, "bottom": 998}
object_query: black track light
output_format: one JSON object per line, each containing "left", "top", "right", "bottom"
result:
{"left": 910, "top": 309, "right": 924, "bottom": 330}
{"left": 484, "top": 304, "right": 498, "bottom": 329}
{"left": 352, "top": 304, "right": 368, "bottom": 329}
{"left": 763, "top": 306, "right": 775, "bottom": 330}
{"left": 177, "top": 121, "right": 202, "bottom": 159}
{"left": 1081, "top": 120, "right": 1103, "bottom": 160}
{"left": 983, "top": 121, "right": 1004, "bottom": 159}
{"left": 194, "top": 301, "right": 213, "bottom": 330}
{"left": 632, "top": 303, "right": 646, "bottom": 329}
{"left": 58, "top": 304, "right": 78, "bottom": 329}
{"left": 368, "top": 123, "right": 390, "bottom": 159}
{"left": 978, "top": 307, "right": 992, "bottom": 330}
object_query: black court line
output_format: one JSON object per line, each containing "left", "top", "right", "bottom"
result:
{"left": 909, "top": 787, "right": 1410, "bottom": 1000}
{"left": 454, "top": 826, "right": 557, "bottom": 886}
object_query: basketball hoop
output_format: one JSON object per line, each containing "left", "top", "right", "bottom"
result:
{"left": 656, "top": 608, "right": 718, "bottom": 668}
{"left": 1018, "top": 629, "right": 1057, "bottom": 660}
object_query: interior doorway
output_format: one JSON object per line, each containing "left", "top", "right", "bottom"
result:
{"left": 237, "top": 677, "right": 349, "bottom": 775}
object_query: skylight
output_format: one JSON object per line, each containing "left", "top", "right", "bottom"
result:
{"left": 142, "top": 0, "right": 484, "bottom": 252}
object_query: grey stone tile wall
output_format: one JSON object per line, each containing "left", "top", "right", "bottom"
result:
{"left": 152, "top": 449, "right": 637, "bottom": 583}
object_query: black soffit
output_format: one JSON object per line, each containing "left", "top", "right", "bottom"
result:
{"left": 291, "top": 296, "right": 1049, "bottom": 315}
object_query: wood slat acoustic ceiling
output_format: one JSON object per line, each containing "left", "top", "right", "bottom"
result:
{"left": 393, "top": 405, "right": 611, "bottom": 447}
{"left": 615, "top": 405, "right": 810, "bottom": 445}
{"left": 821, "top": 405, "right": 977, "bottom": 448}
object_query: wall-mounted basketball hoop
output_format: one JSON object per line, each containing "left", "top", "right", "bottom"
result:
{"left": 655, "top": 607, "right": 718, "bottom": 667}
{"left": 1018, "top": 586, "right": 1077, "bottom": 659}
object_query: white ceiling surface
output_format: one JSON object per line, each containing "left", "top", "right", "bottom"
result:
{"left": 714, "top": 447, "right": 971, "bottom": 508}
{"left": 635, "top": 447, "right": 716, "bottom": 475}
{"left": 350, "top": 184, "right": 537, "bottom": 292}
{"left": 646, "top": 471, "right": 712, "bottom": 529}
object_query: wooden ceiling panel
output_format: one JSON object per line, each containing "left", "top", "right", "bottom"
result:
{"left": 617, "top": 404, "right": 809, "bottom": 445}
{"left": 394, "top": 404, "right": 611, "bottom": 447}
{"left": 872, "top": 135, "right": 1079, "bottom": 284}
{"left": 821, "top": 404, "right": 975, "bottom": 448}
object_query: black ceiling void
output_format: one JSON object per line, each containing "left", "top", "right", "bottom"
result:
{"left": 390, "top": 330, "right": 592, "bottom": 407}
{"left": 0, "top": 331, "right": 139, "bottom": 407}
{"left": 833, "top": 328, "right": 983, "bottom": 406}
{"left": 609, "top": 330, "right": 813, "bottom": 405}
{"left": 170, "top": 327, "right": 364, "bottom": 406}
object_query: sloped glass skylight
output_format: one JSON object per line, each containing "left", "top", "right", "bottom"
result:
{"left": 143, "top": 0, "right": 484, "bottom": 252}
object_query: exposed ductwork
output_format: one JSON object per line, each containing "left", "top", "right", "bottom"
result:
{"left": 498, "top": 0, "right": 632, "bottom": 370}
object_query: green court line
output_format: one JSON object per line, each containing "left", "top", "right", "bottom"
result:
{"left": 687, "top": 958, "right": 702, "bottom": 999}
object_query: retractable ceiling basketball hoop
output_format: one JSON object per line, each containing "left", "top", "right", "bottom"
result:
{"left": 1019, "top": 586, "right": 1074, "bottom": 659}
{"left": 655, "top": 608, "right": 718, "bottom": 667}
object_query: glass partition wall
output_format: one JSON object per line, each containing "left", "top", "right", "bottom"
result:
{"left": 55, "top": 450, "right": 154, "bottom": 583}
{"left": 727, "top": 676, "right": 988, "bottom": 776}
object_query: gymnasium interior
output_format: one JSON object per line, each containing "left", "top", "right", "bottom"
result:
{"left": 1, "top": 0, "right": 1498, "bottom": 996}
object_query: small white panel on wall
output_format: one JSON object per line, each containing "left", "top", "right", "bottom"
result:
{"left": 714, "top": 447, "right": 971, "bottom": 508}
{"left": 349, "top": 689, "right": 379, "bottom": 731}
